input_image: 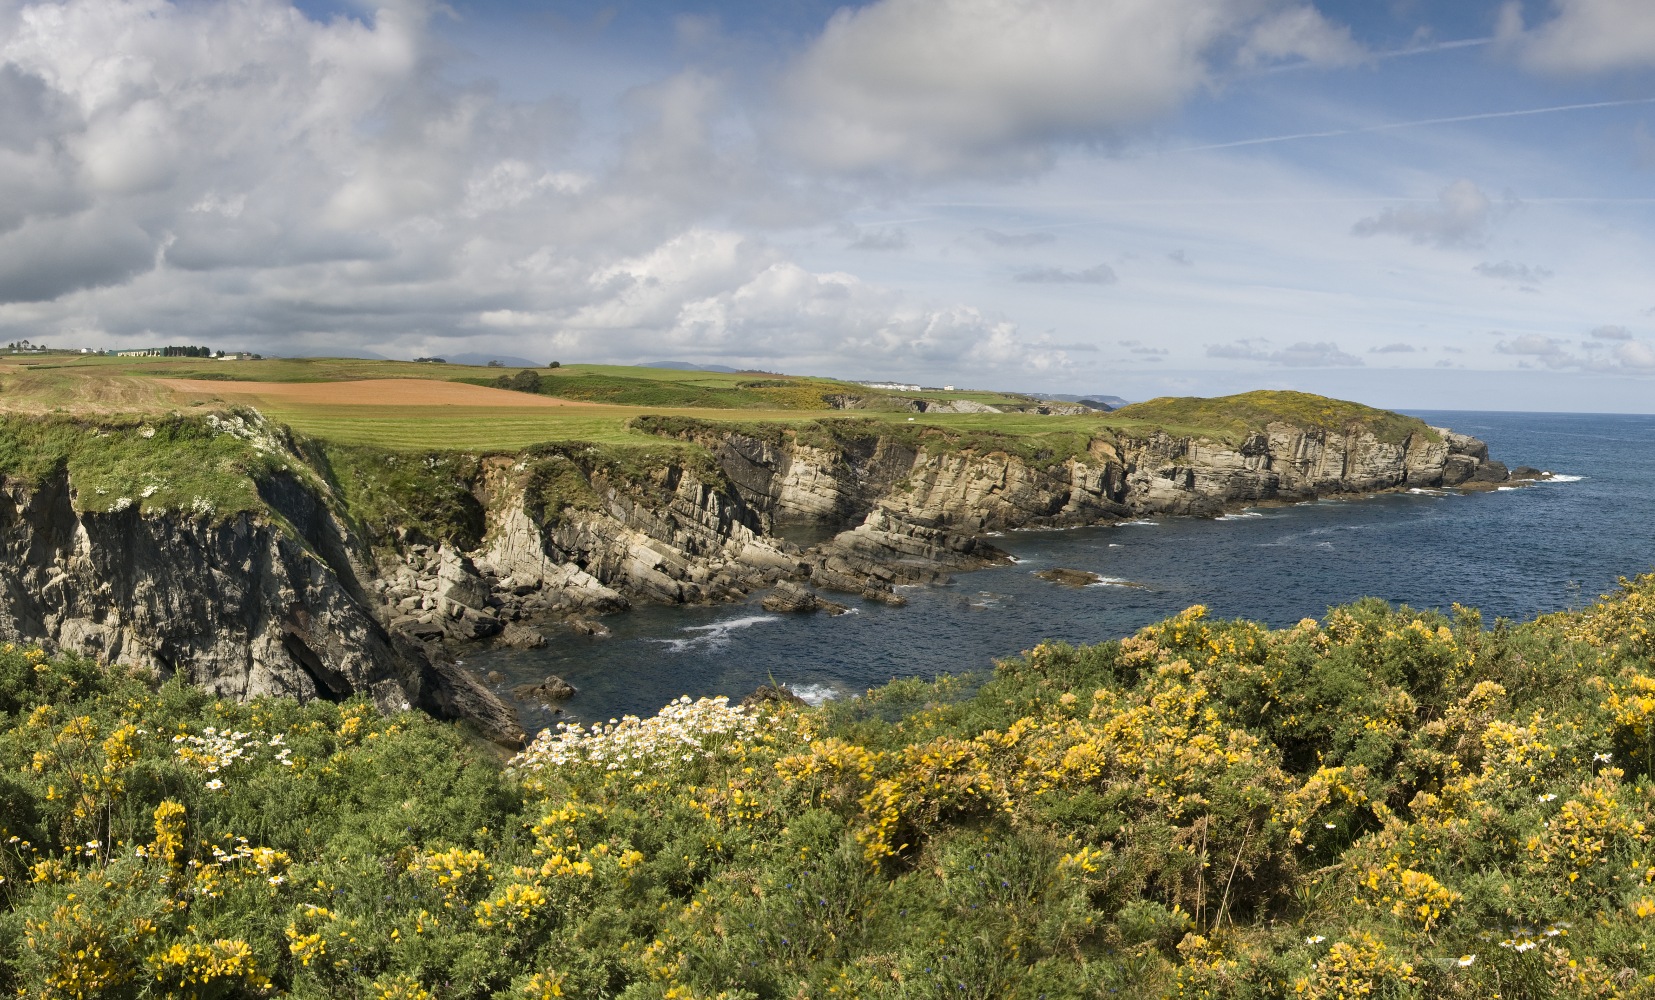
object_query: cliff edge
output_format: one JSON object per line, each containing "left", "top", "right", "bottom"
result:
{"left": 0, "top": 393, "right": 1519, "bottom": 735}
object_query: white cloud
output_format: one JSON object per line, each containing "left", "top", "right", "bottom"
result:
{"left": 1591, "top": 324, "right": 1633, "bottom": 340}
{"left": 1500, "top": 0, "right": 1655, "bottom": 74}
{"left": 777, "top": 0, "right": 1361, "bottom": 177}
{"left": 1352, "top": 180, "right": 1504, "bottom": 249}
{"left": 1237, "top": 6, "right": 1364, "bottom": 69}
{"left": 1206, "top": 339, "right": 1361, "bottom": 367}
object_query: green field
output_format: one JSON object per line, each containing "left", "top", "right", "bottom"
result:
{"left": 1, "top": 354, "right": 1440, "bottom": 462}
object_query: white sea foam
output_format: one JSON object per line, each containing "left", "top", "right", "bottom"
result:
{"left": 656, "top": 615, "right": 777, "bottom": 653}
{"left": 1408, "top": 488, "right": 1444, "bottom": 496}
{"left": 1086, "top": 577, "right": 1140, "bottom": 588}
{"left": 787, "top": 683, "right": 839, "bottom": 706}
{"left": 1497, "top": 485, "right": 1519, "bottom": 491}
{"left": 1108, "top": 543, "right": 1122, "bottom": 548}
{"left": 1216, "top": 511, "right": 1264, "bottom": 521}
{"left": 1121, "top": 519, "right": 1159, "bottom": 526}
{"left": 1547, "top": 474, "right": 1584, "bottom": 483}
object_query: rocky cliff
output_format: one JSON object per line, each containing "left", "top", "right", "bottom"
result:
{"left": 0, "top": 398, "right": 1517, "bottom": 737}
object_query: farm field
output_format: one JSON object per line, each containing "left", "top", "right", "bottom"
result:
{"left": 1, "top": 353, "right": 1127, "bottom": 452}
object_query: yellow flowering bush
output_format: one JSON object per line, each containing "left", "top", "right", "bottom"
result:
{"left": 10, "top": 583, "right": 1655, "bottom": 997}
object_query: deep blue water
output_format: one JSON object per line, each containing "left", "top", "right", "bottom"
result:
{"left": 476, "top": 411, "right": 1655, "bottom": 731}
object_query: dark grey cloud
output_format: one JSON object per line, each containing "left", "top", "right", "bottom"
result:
{"left": 1475, "top": 260, "right": 1552, "bottom": 287}
{"left": 1013, "top": 264, "right": 1117, "bottom": 285}
{"left": 978, "top": 228, "right": 1057, "bottom": 248}
{"left": 1590, "top": 324, "right": 1633, "bottom": 340}
{"left": 0, "top": 212, "right": 153, "bottom": 304}
{"left": 848, "top": 226, "right": 910, "bottom": 251}
{"left": 1352, "top": 180, "right": 1504, "bottom": 249}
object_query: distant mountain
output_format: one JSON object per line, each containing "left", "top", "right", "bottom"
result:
{"left": 639, "top": 361, "right": 742, "bottom": 374}
{"left": 1042, "top": 393, "right": 1129, "bottom": 410}
{"left": 443, "top": 352, "right": 543, "bottom": 368}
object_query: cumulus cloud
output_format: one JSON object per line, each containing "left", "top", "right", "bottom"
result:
{"left": 1496, "top": 333, "right": 1577, "bottom": 368}
{"left": 1369, "top": 343, "right": 1416, "bottom": 353}
{"left": 777, "top": 0, "right": 1362, "bottom": 176}
{"left": 1236, "top": 5, "right": 1364, "bottom": 69}
{"left": 1495, "top": 329, "right": 1655, "bottom": 372}
{"left": 0, "top": 0, "right": 1085, "bottom": 379}
{"left": 1352, "top": 180, "right": 1505, "bottom": 249}
{"left": 1206, "top": 339, "right": 1361, "bottom": 367}
{"left": 1498, "top": 0, "right": 1655, "bottom": 74}
{"left": 1012, "top": 264, "right": 1117, "bottom": 285}
{"left": 1475, "top": 260, "right": 1553, "bottom": 288}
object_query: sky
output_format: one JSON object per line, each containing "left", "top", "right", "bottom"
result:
{"left": 3, "top": 0, "right": 1655, "bottom": 410}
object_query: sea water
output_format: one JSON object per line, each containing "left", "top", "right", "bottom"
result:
{"left": 475, "top": 411, "right": 1655, "bottom": 731}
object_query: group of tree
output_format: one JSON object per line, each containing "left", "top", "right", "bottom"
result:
{"left": 160, "top": 346, "right": 217, "bottom": 357}
{"left": 492, "top": 369, "right": 544, "bottom": 394}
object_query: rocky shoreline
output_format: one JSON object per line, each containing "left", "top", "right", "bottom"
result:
{"left": 0, "top": 409, "right": 1529, "bottom": 743}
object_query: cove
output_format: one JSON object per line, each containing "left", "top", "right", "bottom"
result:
{"left": 477, "top": 410, "right": 1655, "bottom": 732}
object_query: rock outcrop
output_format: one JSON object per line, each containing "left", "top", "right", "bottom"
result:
{"left": 0, "top": 468, "right": 522, "bottom": 746}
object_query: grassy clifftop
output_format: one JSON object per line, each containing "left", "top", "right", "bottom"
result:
{"left": 6, "top": 579, "right": 1655, "bottom": 996}
{"left": 1113, "top": 390, "right": 1439, "bottom": 446}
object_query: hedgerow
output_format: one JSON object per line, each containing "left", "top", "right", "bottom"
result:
{"left": 8, "top": 577, "right": 1655, "bottom": 997}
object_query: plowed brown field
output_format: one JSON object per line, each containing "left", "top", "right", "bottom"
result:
{"left": 158, "top": 378, "right": 594, "bottom": 408}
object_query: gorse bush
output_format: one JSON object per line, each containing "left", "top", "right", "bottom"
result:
{"left": 10, "top": 578, "right": 1655, "bottom": 996}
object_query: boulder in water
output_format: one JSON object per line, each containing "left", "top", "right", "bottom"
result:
{"left": 1036, "top": 568, "right": 1104, "bottom": 588}
{"left": 514, "top": 675, "right": 577, "bottom": 702}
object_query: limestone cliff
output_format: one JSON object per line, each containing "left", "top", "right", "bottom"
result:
{"left": 0, "top": 399, "right": 1517, "bottom": 736}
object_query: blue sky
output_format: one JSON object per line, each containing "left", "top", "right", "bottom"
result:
{"left": 4, "top": 0, "right": 1655, "bottom": 409}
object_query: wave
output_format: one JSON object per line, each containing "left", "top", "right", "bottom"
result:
{"left": 786, "top": 683, "right": 839, "bottom": 707}
{"left": 1216, "top": 511, "right": 1264, "bottom": 521}
{"left": 1120, "top": 519, "right": 1159, "bottom": 527}
{"left": 1547, "top": 474, "right": 1585, "bottom": 483}
{"left": 1086, "top": 577, "right": 1143, "bottom": 588}
{"left": 654, "top": 614, "right": 778, "bottom": 653}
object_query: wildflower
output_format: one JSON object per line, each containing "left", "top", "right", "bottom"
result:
{"left": 205, "top": 779, "right": 224, "bottom": 791}
{"left": 1538, "top": 793, "right": 1557, "bottom": 802}
{"left": 1324, "top": 822, "right": 1336, "bottom": 829}
{"left": 1457, "top": 955, "right": 1475, "bottom": 967}
{"left": 1305, "top": 935, "right": 1326, "bottom": 945}
{"left": 1594, "top": 752, "right": 1613, "bottom": 763}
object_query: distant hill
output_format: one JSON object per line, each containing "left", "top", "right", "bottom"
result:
{"left": 444, "top": 352, "right": 543, "bottom": 368}
{"left": 1043, "top": 393, "right": 1128, "bottom": 411}
{"left": 640, "top": 361, "right": 742, "bottom": 374}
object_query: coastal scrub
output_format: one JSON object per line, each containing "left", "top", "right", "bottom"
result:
{"left": 7, "top": 578, "right": 1655, "bottom": 995}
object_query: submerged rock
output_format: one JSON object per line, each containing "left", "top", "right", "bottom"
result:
{"left": 1036, "top": 568, "right": 1105, "bottom": 588}
{"left": 497, "top": 624, "right": 546, "bottom": 649}
{"left": 514, "top": 675, "right": 577, "bottom": 702}
{"left": 761, "top": 581, "right": 819, "bottom": 613}
{"left": 569, "top": 617, "right": 612, "bottom": 637}
{"left": 741, "top": 684, "right": 807, "bottom": 709}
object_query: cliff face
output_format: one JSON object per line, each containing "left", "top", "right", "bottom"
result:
{"left": 0, "top": 463, "right": 521, "bottom": 744}
{"left": 0, "top": 410, "right": 1511, "bottom": 735}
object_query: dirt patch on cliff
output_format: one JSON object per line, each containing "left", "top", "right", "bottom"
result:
{"left": 159, "top": 378, "right": 599, "bottom": 408}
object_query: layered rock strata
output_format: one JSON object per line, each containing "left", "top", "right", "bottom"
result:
{"left": 0, "top": 410, "right": 1515, "bottom": 735}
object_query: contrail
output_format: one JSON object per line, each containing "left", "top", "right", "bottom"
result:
{"left": 1174, "top": 97, "right": 1655, "bottom": 153}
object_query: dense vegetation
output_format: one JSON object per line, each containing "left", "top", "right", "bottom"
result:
{"left": 1114, "top": 391, "right": 1439, "bottom": 446}
{"left": 8, "top": 576, "right": 1655, "bottom": 998}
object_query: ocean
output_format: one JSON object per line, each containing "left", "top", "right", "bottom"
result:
{"left": 474, "top": 410, "right": 1655, "bottom": 732}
